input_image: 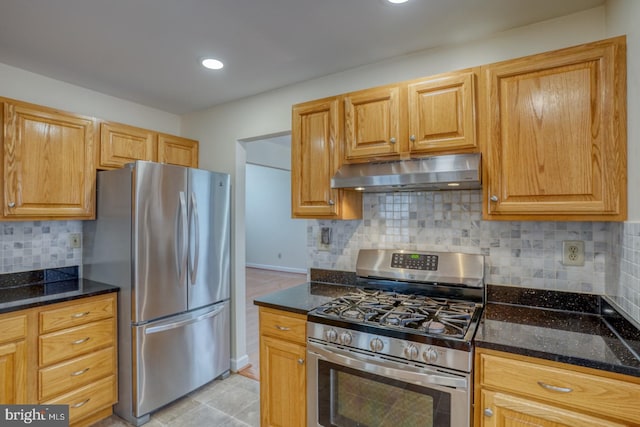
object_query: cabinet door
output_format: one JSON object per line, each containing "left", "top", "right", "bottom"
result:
{"left": 0, "top": 340, "right": 27, "bottom": 404}
{"left": 157, "top": 134, "right": 199, "bottom": 168}
{"left": 2, "top": 101, "right": 96, "bottom": 219}
{"left": 480, "top": 390, "right": 626, "bottom": 427}
{"left": 481, "top": 36, "right": 626, "bottom": 221}
{"left": 259, "top": 335, "right": 306, "bottom": 427}
{"left": 344, "top": 86, "right": 402, "bottom": 160}
{"left": 99, "top": 122, "right": 156, "bottom": 169}
{"left": 408, "top": 70, "right": 477, "bottom": 154}
{"left": 291, "top": 97, "right": 361, "bottom": 219}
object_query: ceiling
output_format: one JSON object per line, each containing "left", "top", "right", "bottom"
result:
{"left": 0, "top": 0, "right": 604, "bottom": 115}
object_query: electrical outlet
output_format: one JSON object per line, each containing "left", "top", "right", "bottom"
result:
{"left": 319, "top": 227, "right": 331, "bottom": 251}
{"left": 69, "top": 233, "right": 82, "bottom": 249}
{"left": 562, "top": 240, "right": 584, "bottom": 266}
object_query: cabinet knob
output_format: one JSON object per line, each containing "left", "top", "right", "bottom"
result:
{"left": 7, "top": 202, "right": 15, "bottom": 208}
{"left": 409, "top": 135, "right": 416, "bottom": 142}
{"left": 484, "top": 408, "right": 493, "bottom": 417}
{"left": 328, "top": 199, "right": 335, "bottom": 206}
{"left": 490, "top": 195, "right": 499, "bottom": 202}
{"left": 389, "top": 137, "right": 397, "bottom": 144}
{"left": 297, "top": 358, "right": 305, "bottom": 365}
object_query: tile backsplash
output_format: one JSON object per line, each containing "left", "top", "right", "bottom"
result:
{"left": 0, "top": 221, "right": 82, "bottom": 273}
{"left": 308, "top": 190, "right": 640, "bottom": 324}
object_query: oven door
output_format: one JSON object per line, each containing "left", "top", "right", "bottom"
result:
{"left": 307, "top": 340, "right": 470, "bottom": 427}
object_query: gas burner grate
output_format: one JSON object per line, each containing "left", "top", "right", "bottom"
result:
{"left": 313, "top": 289, "right": 479, "bottom": 338}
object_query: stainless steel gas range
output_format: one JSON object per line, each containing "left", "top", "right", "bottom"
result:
{"left": 307, "top": 249, "right": 485, "bottom": 427}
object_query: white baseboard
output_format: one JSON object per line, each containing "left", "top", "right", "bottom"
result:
{"left": 231, "top": 354, "right": 250, "bottom": 372}
{"left": 246, "top": 262, "right": 306, "bottom": 275}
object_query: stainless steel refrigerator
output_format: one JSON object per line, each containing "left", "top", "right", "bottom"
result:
{"left": 83, "top": 161, "right": 231, "bottom": 426}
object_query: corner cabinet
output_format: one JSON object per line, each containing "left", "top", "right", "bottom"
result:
{"left": 481, "top": 36, "right": 627, "bottom": 221}
{"left": 291, "top": 97, "right": 362, "bottom": 219}
{"left": 474, "top": 349, "right": 640, "bottom": 427}
{"left": 259, "top": 307, "right": 307, "bottom": 427}
{"left": 1, "top": 99, "right": 97, "bottom": 220}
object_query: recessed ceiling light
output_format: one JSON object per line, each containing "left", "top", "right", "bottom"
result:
{"left": 201, "top": 58, "right": 224, "bottom": 70}
{"left": 387, "top": 0, "right": 409, "bottom": 3}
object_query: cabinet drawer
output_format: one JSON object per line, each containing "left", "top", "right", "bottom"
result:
{"left": 479, "top": 353, "right": 640, "bottom": 424}
{"left": 43, "top": 375, "right": 116, "bottom": 424}
{"left": 39, "top": 347, "right": 115, "bottom": 400}
{"left": 0, "top": 314, "right": 27, "bottom": 344}
{"left": 39, "top": 318, "right": 115, "bottom": 366}
{"left": 40, "top": 295, "right": 115, "bottom": 333}
{"left": 259, "top": 308, "right": 306, "bottom": 344}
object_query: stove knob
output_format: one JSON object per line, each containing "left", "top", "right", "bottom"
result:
{"left": 325, "top": 329, "right": 338, "bottom": 342}
{"left": 404, "top": 344, "right": 419, "bottom": 360}
{"left": 339, "top": 332, "right": 353, "bottom": 346}
{"left": 423, "top": 347, "right": 438, "bottom": 364}
{"left": 369, "top": 338, "right": 384, "bottom": 352}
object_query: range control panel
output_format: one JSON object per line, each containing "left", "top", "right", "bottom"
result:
{"left": 391, "top": 253, "right": 439, "bottom": 271}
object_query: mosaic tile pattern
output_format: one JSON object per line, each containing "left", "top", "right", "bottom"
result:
{"left": 0, "top": 221, "right": 82, "bottom": 274}
{"left": 308, "top": 191, "right": 611, "bottom": 294}
{"left": 608, "top": 222, "right": 640, "bottom": 324}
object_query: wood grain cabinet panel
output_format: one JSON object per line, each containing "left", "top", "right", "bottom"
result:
{"left": 475, "top": 349, "right": 640, "bottom": 427}
{"left": 291, "top": 97, "right": 362, "bottom": 219}
{"left": 1, "top": 99, "right": 96, "bottom": 220}
{"left": 259, "top": 308, "right": 307, "bottom": 427}
{"left": 39, "top": 295, "right": 115, "bottom": 333}
{"left": 344, "top": 85, "right": 402, "bottom": 160}
{"left": 39, "top": 318, "right": 114, "bottom": 366}
{"left": 0, "top": 339, "right": 27, "bottom": 404}
{"left": 481, "top": 36, "right": 626, "bottom": 221}
{"left": 157, "top": 133, "right": 199, "bottom": 168}
{"left": 408, "top": 70, "right": 477, "bottom": 154}
{"left": 99, "top": 122, "right": 156, "bottom": 169}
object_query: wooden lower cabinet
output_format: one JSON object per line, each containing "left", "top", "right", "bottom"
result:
{"left": 0, "top": 293, "right": 117, "bottom": 427}
{"left": 475, "top": 348, "right": 640, "bottom": 427}
{"left": 259, "top": 307, "right": 307, "bottom": 427}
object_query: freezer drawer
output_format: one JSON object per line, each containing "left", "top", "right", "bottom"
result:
{"left": 132, "top": 301, "right": 230, "bottom": 417}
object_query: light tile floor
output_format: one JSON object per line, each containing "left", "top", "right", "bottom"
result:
{"left": 93, "top": 374, "right": 260, "bottom": 427}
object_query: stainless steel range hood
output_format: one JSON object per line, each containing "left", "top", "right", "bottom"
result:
{"left": 331, "top": 153, "right": 481, "bottom": 192}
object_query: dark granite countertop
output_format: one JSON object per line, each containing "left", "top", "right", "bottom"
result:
{"left": 475, "top": 285, "right": 640, "bottom": 378}
{"left": 253, "top": 281, "right": 356, "bottom": 315}
{"left": 0, "top": 266, "right": 118, "bottom": 314}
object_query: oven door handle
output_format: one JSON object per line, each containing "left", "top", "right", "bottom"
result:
{"left": 308, "top": 342, "right": 468, "bottom": 390}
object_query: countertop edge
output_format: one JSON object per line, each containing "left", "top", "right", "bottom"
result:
{"left": 0, "top": 279, "right": 119, "bottom": 314}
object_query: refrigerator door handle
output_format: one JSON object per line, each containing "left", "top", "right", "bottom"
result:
{"left": 144, "top": 304, "right": 225, "bottom": 335}
{"left": 189, "top": 191, "right": 200, "bottom": 285}
{"left": 178, "top": 191, "right": 188, "bottom": 286}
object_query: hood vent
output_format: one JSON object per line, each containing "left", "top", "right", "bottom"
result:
{"left": 331, "top": 153, "right": 481, "bottom": 192}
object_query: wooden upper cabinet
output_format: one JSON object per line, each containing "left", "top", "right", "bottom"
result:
{"left": 291, "top": 97, "right": 361, "bottom": 219}
{"left": 481, "top": 36, "right": 627, "bottom": 221}
{"left": 99, "top": 122, "right": 156, "bottom": 169}
{"left": 408, "top": 70, "right": 477, "bottom": 154}
{"left": 1, "top": 99, "right": 96, "bottom": 220}
{"left": 157, "top": 134, "right": 199, "bottom": 168}
{"left": 344, "top": 85, "right": 402, "bottom": 160}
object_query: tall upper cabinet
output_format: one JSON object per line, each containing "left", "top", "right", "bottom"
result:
{"left": 1, "top": 99, "right": 97, "bottom": 220}
{"left": 291, "top": 97, "right": 362, "bottom": 219}
{"left": 481, "top": 36, "right": 627, "bottom": 221}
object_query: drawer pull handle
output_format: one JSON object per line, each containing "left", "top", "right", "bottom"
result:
{"left": 72, "top": 312, "right": 90, "bottom": 318}
{"left": 71, "top": 398, "right": 90, "bottom": 408}
{"left": 537, "top": 381, "right": 573, "bottom": 393}
{"left": 71, "top": 368, "right": 90, "bottom": 376}
{"left": 275, "top": 325, "right": 291, "bottom": 331}
{"left": 71, "top": 337, "right": 91, "bottom": 345}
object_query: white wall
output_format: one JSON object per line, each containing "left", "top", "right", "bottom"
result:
{"left": 182, "top": 7, "right": 609, "bottom": 369}
{"left": 245, "top": 163, "right": 306, "bottom": 273}
{"left": 0, "top": 62, "right": 181, "bottom": 133}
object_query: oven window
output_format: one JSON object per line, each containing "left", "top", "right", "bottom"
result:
{"left": 318, "top": 360, "right": 451, "bottom": 427}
